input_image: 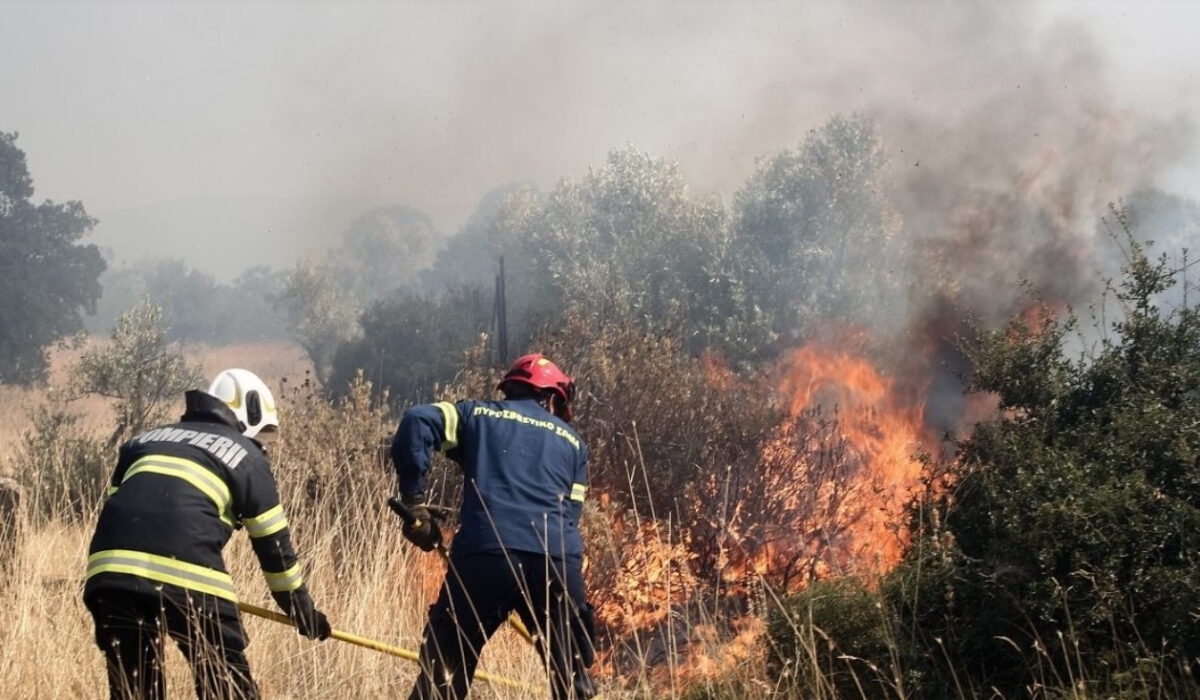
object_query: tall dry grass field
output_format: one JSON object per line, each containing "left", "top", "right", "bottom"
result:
{"left": 0, "top": 343, "right": 112, "bottom": 467}
{"left": 0, "top": 342, "right": 551, "bottom": 699}
{"left": 0, "top": 487, "right": 549, "bottom": 698}
{"left": 0, "top": 338, "right": 985, "bottom": 700}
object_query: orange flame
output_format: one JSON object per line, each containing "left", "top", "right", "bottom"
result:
{"left": 587, "top": 519, "right": 699, "bottom": 632}
{"left": 744, "top": 342, "right": 937, "bottom": 585}
{"left": 588, "top": 340, "right": 946, "bottom": 690}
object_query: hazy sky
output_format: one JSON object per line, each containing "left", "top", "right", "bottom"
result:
{"left": 4, "top": 0, "right": 1199, "bottom": 278}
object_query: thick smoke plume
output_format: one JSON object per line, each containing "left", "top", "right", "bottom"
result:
{"left": 435, "top": 1, "right": 1193, "bottom": 330}
{"left": 435, "top": 2, "right": 1196, "bottom": 440}
{"left": 769, "top": 2, "right": 1196, "bottom": 433}
{"left": 878, "top": 8, "right": 1190, "bottom": 323}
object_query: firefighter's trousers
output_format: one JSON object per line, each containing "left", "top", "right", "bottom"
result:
{"left": 85, "top": 588, "right": 258, "bottom": 700}
{"left": 408, "top": 550, "right": 596, "bottom": 700}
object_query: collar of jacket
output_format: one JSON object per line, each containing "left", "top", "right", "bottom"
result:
{"left": 504, "top": 394, "right": 554, "bottom": 416}
{"left": 181, "top": 389, "right": 243, "bottom": 432}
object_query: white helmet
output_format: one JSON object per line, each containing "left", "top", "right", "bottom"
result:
{"left": 207, "top": 368, "right": 279, "bottom": 439}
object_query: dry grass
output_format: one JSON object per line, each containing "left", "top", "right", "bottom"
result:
{"left": 0, "top": 519, "right": 103, "bottom": 697}
{"left": 0, "top": 496, "right": 549, "bottom": 698}
{"left": 0, "top": 339, "right": 312, "bottom": 462}
{"left": 0, "top": 341, "right": 552, "bottom": 699}
{"left": 0, "top": 345, "right": 110, "bottom": 470}
{"left": 0, "top": 337, "right": 883, "bottom": 699}
{"left": 0, "top": 384, "right": 45, "bottom": 476}
{"left": 194, "top": 341, "right": 312, "bottom": 385}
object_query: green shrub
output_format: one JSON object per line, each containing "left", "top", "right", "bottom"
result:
{"left": 74, "top": 299, "right": 202, "bottom": 445}
{"left": 766, "top": 578, "right": 900, "bottom": 700}
{"left": 328, "top": 286, "right": 491, "bottom": 405}
{"left": 18, "top": 299, "right": 197, "bottom": 523}
{"left": 886, "top": 218, "right": 1200, "bottom": 697}
{"left": 15, "top": 407, "right": 110, "bottom": 522}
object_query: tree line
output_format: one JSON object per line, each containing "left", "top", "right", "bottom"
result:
{"left": 7, "top": 119, "right": 1199, "bottom": 403}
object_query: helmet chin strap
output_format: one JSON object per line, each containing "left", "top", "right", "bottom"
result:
{"left": 515, "top": 390, "right": 559, "bottom": 418}
{"left": 549, "top": 394, "right": 573, "bottom": 423}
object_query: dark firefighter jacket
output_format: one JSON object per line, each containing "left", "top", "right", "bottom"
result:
{"left": 393, "top": 396, "right": 588, "bottom": 559}
{"left": 85, "top": 390, "right": 308, "bottom": 606}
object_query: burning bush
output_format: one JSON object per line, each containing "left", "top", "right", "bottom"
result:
{"left": 793, "top": 228, "right": 1200, "bottom": 698}
{"left": 438, "top": 310, "right": 943, "bottom": 691}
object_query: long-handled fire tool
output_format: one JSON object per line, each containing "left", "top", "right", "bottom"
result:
{"left": 387, "top": 496, "right": 537, "bottom": 646}
{"left": 236, "top": 601, "right": 541, "bottom": 693}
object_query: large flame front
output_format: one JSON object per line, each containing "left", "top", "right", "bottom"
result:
{"left": 739, "top": 342, "right": 936, "bottom": 587}
{"left": 588, "top": 340, "right": 941, "bottom": 689}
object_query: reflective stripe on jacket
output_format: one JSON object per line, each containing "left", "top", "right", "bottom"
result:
{"left": 393, "top": 396, "right": 589, "bottom": 558}
{"left": 85, "top": 390, "right": 306, "bottom": 602}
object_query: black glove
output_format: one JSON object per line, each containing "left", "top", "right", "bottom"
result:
{"left": 274, "top": 588, "right": 331, "bottom": 641}
{"left": 399, "top": 493, "right": 443, "bottom": 552}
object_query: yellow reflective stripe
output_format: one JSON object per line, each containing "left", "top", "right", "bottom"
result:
{"left": 570, "top": 483, "right": 587, "bottom": 502}
{"left": 434, "top": 402, "right": 459, "bottom": 451}
{"left": 263, "top": 564, "right": 304, "bottom": 592}
{"left": 124, "top": 455, "right": 233, "bottom": 527}
{"left": 86, "top": 549, "right": 238, "bottom": 602}
{"left": 243, "top": 504, "right": 288, "bottom": 538}
{"left": 125, "top": 455, "right": 232, "bottom": 505}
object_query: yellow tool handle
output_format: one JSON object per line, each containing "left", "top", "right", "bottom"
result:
{"left": 236, "top": 602, "right": 541, "bottom": 693}
{"left": 388, "top": 496, "right": 537, "bottom": 647}
{"left": 429, "top": 542, "right": 538, "bottom": 647}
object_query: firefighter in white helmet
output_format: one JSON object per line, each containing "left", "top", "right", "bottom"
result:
{"left": 83, "top": 368, "right": 330, "bottom": 699}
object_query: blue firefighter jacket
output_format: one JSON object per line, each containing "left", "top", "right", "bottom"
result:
{"left": 392, "top": 396, "right": 588, "bottom": 559}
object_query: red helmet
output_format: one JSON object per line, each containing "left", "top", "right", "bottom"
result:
{"left": 498, "top": 353, "right": 577, "bottom": 421}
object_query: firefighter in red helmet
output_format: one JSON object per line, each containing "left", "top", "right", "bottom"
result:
{"left": 391, "top": 353, "right": 596, "bottom": 699}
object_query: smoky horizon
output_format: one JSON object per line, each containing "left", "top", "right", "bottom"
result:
{"left": 3, "top": 1, "right": 1198, "bottom": 281}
